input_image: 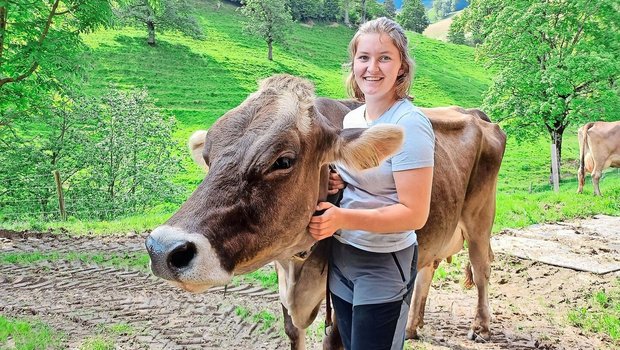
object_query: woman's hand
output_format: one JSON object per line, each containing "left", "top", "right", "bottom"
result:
{"left": 328, "top": 171, "right": 346, "bottom": 195}
{"left": 308, "top": 202, "right": 342, "bottom": 240}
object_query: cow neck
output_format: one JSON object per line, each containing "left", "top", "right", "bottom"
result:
{"left": 292, "top": 165, "right": 337, "bottom": 262}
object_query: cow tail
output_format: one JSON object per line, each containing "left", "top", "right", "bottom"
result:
{"left": 579, "top": 123, "right": 594, "bottom": 181}
{"left": 463, "top": 262, "right": 475, "bottom": 289}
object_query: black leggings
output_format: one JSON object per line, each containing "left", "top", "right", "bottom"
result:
{"left": 332, "top": 293, "right": 404, "bottom": 350}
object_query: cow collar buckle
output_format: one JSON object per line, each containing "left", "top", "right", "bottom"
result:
{"left": 291, "top": 242, "right": 317, "bottom": 262}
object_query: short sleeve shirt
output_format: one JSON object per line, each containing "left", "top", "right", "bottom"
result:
{"left": 334, "top": 99, "right": 435, "bottom": 253}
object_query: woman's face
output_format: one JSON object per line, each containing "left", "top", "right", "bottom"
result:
{"left": 353, "top": 33, "right": 404, "bottom": 103}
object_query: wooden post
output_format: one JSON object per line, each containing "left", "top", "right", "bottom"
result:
{"left": 550, "top": 144, "right": 560, "bottom": 192}
{"left": 53, "top": 170, "right": 67, "bottom": 220}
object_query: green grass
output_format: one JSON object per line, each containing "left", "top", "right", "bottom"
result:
{"left": 252, "top": 310, "right": 278, "bottom": 332}
{"left": 568, "top": 279, "right": 620, "bottom": 342}
{"left": 494, "top": 131, "right": 620, "bottom": 232}
{"left": 4, "top": 0, "right": 493, "bottom": 233}
{"left": 233, "top": 267, "right": 279, "bottom": 291}
{"left": 432, "top": 254, "right": 465, "bottom": 284}
{"left": 234, "top": 307, "right": 277, "bottom": 333}
{"left": 0, "top": 252, "right": 150, "bottom": 271}
{"left": 0, "top": 316, "right": 64, "bottom": 350}
{"left": 79, "top": 337, "right": 115, "bottom": 350}
{"left": 102, "top": 323, "right": 134, "bottom": 336}
{"left": 235, "top": 306, "right": 250, "bottom": 319}
{"left": 79, "top": 0, "right": 490, "bottom": 135}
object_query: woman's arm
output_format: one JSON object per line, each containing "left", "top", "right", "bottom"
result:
{"left": 308, "top": 166, "right": 433, "bottom": 240}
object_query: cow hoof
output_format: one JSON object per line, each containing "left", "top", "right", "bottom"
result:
{"left": 405, "top": 328, "right": 419, "bottom": 340}
{"left": 467, "top": 329, "right": 490, "bottom": 342}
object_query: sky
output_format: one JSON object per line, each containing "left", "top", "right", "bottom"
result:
{"left": 380, "top": 0, "right": 470, "bottom": 11}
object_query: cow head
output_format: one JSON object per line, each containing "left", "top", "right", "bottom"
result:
{"left": 145, "top": 75, "right": 404, "bottom": 292}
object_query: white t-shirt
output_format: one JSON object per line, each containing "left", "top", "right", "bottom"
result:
{"left": 334, "top": 99, "right": 435, "bottom": 253}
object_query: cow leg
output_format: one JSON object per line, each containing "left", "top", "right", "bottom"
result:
{"left": 591, "top": 168, "right": 603, "bottom": 196}
{"left": 577, "top": 166, "right": 585, "bottom": 193}
{"left": 322, "top": 315, "right": 343, "bottom": 350}
{"left": 464, "top": 233, "right": 493, "bottom": 342}
{"left": 282, "top": 303, "right": 306, "bottom": 350}
{"left": 405, "top": 264, "right": 435, "bottom": 339}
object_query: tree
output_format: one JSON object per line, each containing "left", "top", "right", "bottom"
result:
{"left": 384, "top": 0, "right": 396, "bottom": 19}
{"left": 241, "top": 0, "right": 292, "bottom": 61}
{"left": 432, "top": 0, "right": 455, "bottom": 20}
{"left": 73, "top": 89, "right": 181, "bottom": 217}
{"left": 397, "top": 0, "right": 429, "bottom": 33}
{"left": 342, "top": 0, "right": 351, "bottom": 26}
{"left": 114, "top": 0, "right": 204, "bottom": 46}
{"left": 361, "top": 0, "right": 386, "bottom": 21}
{"left": 288, "top": 0, "right": 321, "bottom": 21}
{"left": 360, "top": 0, "right": 367, "bottom": 23}
{"left": 322, "top": 0, "right": 341, "bottom": 22}
{"left": 447, "top": 20, "right": 467, "bottom": 45}
{"left": 0, "top": 88, "right": 182, "bottom": 220}
{"left": 0, "top": 0, "right": 112, "bottom": 91}
{"left": 461, "top": 0, "right": 620, "bottom": 181}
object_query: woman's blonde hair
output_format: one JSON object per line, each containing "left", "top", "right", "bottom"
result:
{"left": 345, "top": 17, "right": 414, "bottom": 102}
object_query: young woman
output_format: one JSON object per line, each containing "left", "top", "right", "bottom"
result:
{"left": 308, "top": 17, "right": 435, "bottom": 350}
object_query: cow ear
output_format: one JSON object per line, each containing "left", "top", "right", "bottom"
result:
{"left": 188, "top": 130, "right": 209, "bottom": 172}
{"left": 334, "top": 125, "right": 404, "bottom": 171}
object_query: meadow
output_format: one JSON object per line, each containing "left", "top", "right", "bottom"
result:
{"left": 4, "top": 0, "right": 615, "bottom": 234}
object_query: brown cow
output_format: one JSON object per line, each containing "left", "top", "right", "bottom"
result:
{"left": 145, "top": 74, "right": 506, "bottom": 348}
{"left": 577, "top": 121, "right": 620, "bottom": 196}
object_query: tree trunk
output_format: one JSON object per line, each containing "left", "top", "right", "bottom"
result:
{"left": 267, "top": 40, "right": 273, "bottom": 61}
{"left": 361, "top": 0, "right": 367, "bottom": 23}
{"left": 548, "top": 129, "right": 564, "bottom": 184}
{"left": 0, "top": 6, "right": 6, "bottom": 62}
{"left": 147, "top": 20, "right": 156, "bottom": 46}
{"left": 343, "top": 0, "right": 350, "bottom": 26}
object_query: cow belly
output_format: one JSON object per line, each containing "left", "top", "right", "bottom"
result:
{"left": 437, "top": 225, "right": 465, "bottom": 263}
{"left": 609, "top": 154, "right": 620, "bottom": 168}
{"left": 418, "top": 226, "right": 464, "bottom": 269}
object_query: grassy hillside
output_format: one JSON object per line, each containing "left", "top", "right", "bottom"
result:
{"left": 81, "top": 0, "right": 491, "bottom": 137}
{"left": 4, "top": 0, "right": 618, "bottom": 233}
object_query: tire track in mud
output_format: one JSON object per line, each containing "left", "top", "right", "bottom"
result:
{"left": 1, "top": 229, "right": 618, "bottom": 350}
{"left": 0, "top": 232, "right": 285, "bottom": 349}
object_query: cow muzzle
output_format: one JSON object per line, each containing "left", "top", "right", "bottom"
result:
{"left": 145, "top": 225, "right": 232, "bottom": 292}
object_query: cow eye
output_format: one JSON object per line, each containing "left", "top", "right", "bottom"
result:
{"left": 271, "top": 156, "right": 295, "bottom": 171}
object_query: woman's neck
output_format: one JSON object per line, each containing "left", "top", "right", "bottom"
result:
{"left": 365, "top": 95, "right": 398, "bottom": 121}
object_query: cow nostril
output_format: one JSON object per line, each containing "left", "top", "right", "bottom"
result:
{"left": 168, "top": 242, "right": 197, "bottom": 270}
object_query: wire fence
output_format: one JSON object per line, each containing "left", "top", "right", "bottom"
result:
{"left": 0, "top": 171, "right": 174, "bottom": 223}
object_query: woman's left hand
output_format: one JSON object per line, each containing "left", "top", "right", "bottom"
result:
{"left": 308, "top": 202, "right": 342, "bottom": 240}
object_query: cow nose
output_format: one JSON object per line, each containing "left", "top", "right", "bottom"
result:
{"left": 168, "top": 241, "right": 197, "bottom": 270}
{"left": 145, "top": 231, "right": 197, "bottom": 280}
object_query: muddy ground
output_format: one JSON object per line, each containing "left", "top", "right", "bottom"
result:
{"left": 1, "top": 218, "right": 619, "bottom": 350}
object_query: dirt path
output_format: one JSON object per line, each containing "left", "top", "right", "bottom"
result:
{"left": 1, "top": 219, "right": 618, "bottom": 350}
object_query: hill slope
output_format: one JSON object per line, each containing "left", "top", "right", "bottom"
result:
{"left": 81, "top": 0, "right": 491, "bottom": 138}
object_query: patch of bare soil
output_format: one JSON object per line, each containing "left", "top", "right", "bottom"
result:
{"left": 1, "top": 217, "right": 619, "bottom": 349}
{"left": 0, "top": 233, "right": 285, "bottom": 349}
{"left": 422, "top": 12, "right": 462, "bottom": 42}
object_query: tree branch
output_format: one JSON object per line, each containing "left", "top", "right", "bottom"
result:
{"left": 0, "top": 62, "right": 39, "bottom": 87}
{"left": 0, "top": 0, "right": 60, "bottom": 88}
{"left": 55, "top": 4, "right": 80, "bottom": 16}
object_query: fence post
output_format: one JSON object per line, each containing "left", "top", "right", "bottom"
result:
{"left": 550, "top": 144, "right": 560, "bottom": 192}
{"left": 53, "top": 170, "right": 67, "bottom": 221}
